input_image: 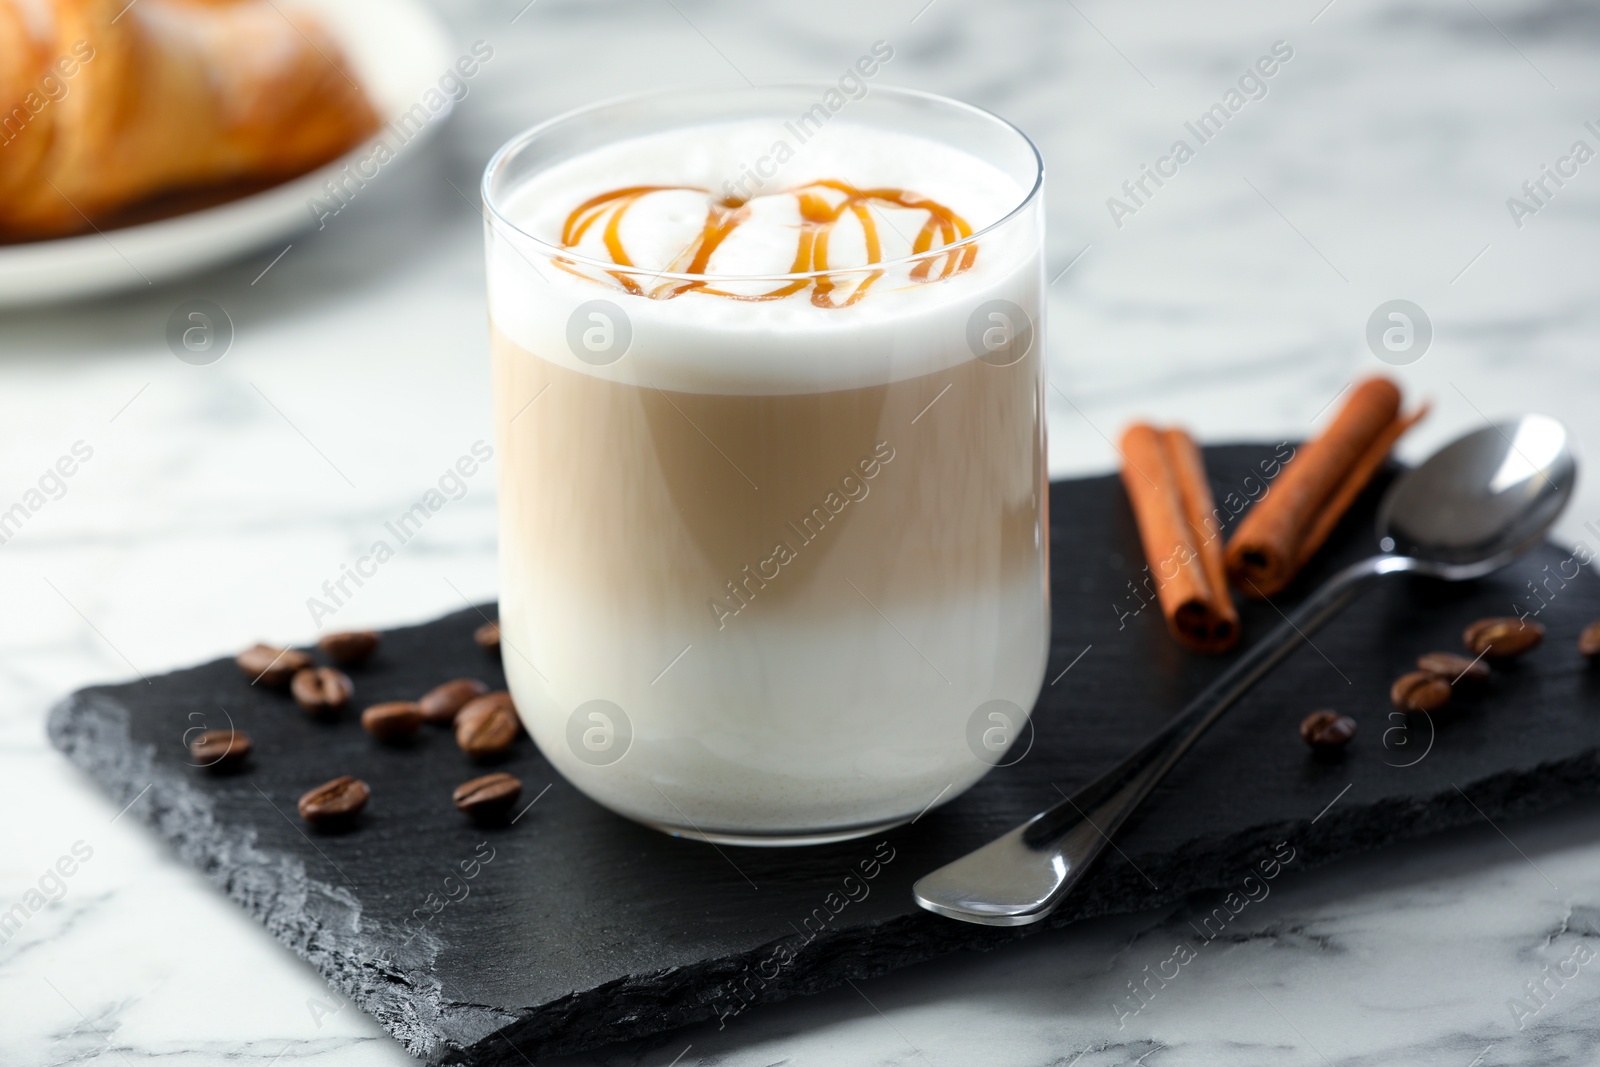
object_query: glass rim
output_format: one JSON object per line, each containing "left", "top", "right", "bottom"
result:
{"left": 480, "top": 82, "right": 1044, "bottom": 285}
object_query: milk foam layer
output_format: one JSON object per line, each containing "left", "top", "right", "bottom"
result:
{"left": 488, "top": 119, "right": 1041, "bottom": 395}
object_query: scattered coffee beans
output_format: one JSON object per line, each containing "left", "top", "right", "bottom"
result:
{"left": 298, "top": 775, "right": 369, "bottom": 826}
{"left": 237, "top": 643, "right": 311, "bottom": 687}
{"left": 190, "top": 728, "right": 251, "bottom": 769}
{"left": 291, "top": 667, "right": 354, "bottom": 714}
{"left": 361, "top": 701, "right": 424, "bottom": 741}
{"left": 452, "top": 772, "right": 523, "bottom": 822}
{"left": 1463, "top": 617, "right": 1544, "bottom": 660}
{"left": 1417, "top": 651, "right": 1489, "bottom": 685}
{"left": 1300, "top": 710, "right": 1356, "bottom": 752}
{"left": 420, "top": 678, "right": 489, "bottom": 725}
{"left": 318, "top": 630, "right": 380, "bottom": 666}
{"left": 474, "top": 621, "right": 501, "bottom": 652}
{"left": 456, "top": 691, "right": 518, "bottom": 759}
{"left": 1580, "top": 621, "right": 1600, "bottom": 658}
{"left": 1391, "top": 670, "right": 1452, "bottom": 713}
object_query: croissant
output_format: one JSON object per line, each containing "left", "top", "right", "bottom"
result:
{"left": 0, "top": 0, "right": 379, "bottom": 240}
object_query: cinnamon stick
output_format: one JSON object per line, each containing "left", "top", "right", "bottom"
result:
{"left": 1225, "top": 376, "right": 1427, "bottom": 598}
{"left": 1119, "top": 424, "right": 1240, "bottom": 653}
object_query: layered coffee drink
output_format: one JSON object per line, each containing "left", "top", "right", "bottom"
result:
{"left": 483, "top": 88, "right": 1047, "bottom": 843}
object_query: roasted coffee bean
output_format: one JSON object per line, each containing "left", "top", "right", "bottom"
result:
{"left": 420, "top": 678, "right": 489, "bottom": 725}
{"left": 474, "top": 621, "right": 501, "bottom": 652}
{"left": 317, "top": 630, "right": 380, "bottom": 666}
{"left": 292, "top": 667, "right": 354, "bottom": 714}
{"left": 456, "top": 691, "right": 519, "bottom": 759}
{"left": 190, "top": 728, "right": 251, "bottom": 769}
{"left": 236, "top": 643, "right": 311, "bottom": 687}
{"left": 452, "top": 772, "right": 523, "bottom": 822}
{"left": 1299, "top": 710, "right": 1356, "bottom": 752}
{"left": 298, "top": 775, "right": 369, "bottom": 826}
{"left": 1391, "top": 670, "right": 1452, "bottom": 713}
{"left": 361, "top": 701, "right": 424, "bottom": 741}
{"left": 1580, "top": 621, "right": 1600, "bottom": 658}
{"left": 1417, "top": 651, "right": 1489, "bottom": 685}
{"left": 1463, "top": 616, "right": 1544, "bottom": 660}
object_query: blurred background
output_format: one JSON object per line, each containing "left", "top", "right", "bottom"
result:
{"left": 3, "top": 0, "right": 1599, "bottom": 1064}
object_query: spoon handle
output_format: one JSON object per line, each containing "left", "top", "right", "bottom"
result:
{"left": 913, "top": 553, "right": 1413, "bottom": 926}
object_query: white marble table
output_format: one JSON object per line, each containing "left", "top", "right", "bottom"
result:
{"left": 4, "top": 0, "right": 1599, "bottom": 1063}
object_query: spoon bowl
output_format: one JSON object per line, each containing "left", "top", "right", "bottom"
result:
{"left": 1380, "top": 414, "right": 1575, "bottom": 578}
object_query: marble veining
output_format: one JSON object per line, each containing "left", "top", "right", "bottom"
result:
{"left": 3, "top": 0, "right": 1600, "bottom": 1063}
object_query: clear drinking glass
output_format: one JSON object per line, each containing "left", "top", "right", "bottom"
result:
{"left": 482, "top": 85, "right": 1047, "bottom": 845}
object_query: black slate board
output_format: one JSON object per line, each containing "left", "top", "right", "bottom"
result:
{"left": 48, "top": 445, "right": 1600, "bottom": 1063}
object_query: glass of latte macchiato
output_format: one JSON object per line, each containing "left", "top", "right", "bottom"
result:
{"left": 482, "top": 85, "right": 1047, "bottom": 844}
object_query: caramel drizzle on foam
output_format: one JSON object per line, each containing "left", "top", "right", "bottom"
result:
{"left": 553, "top": 180, "right": 977, "bottom": 308}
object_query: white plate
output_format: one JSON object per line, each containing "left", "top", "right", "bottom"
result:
{"left": 0, "top": 0, "right": 455, "bottom": 307}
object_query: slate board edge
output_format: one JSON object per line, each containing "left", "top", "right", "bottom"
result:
{"left": 46, "top": 690, "right": 502, "bottom": 1061}
{"left": 47, "top": 678, "right": 1600, "bottom": 1064}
